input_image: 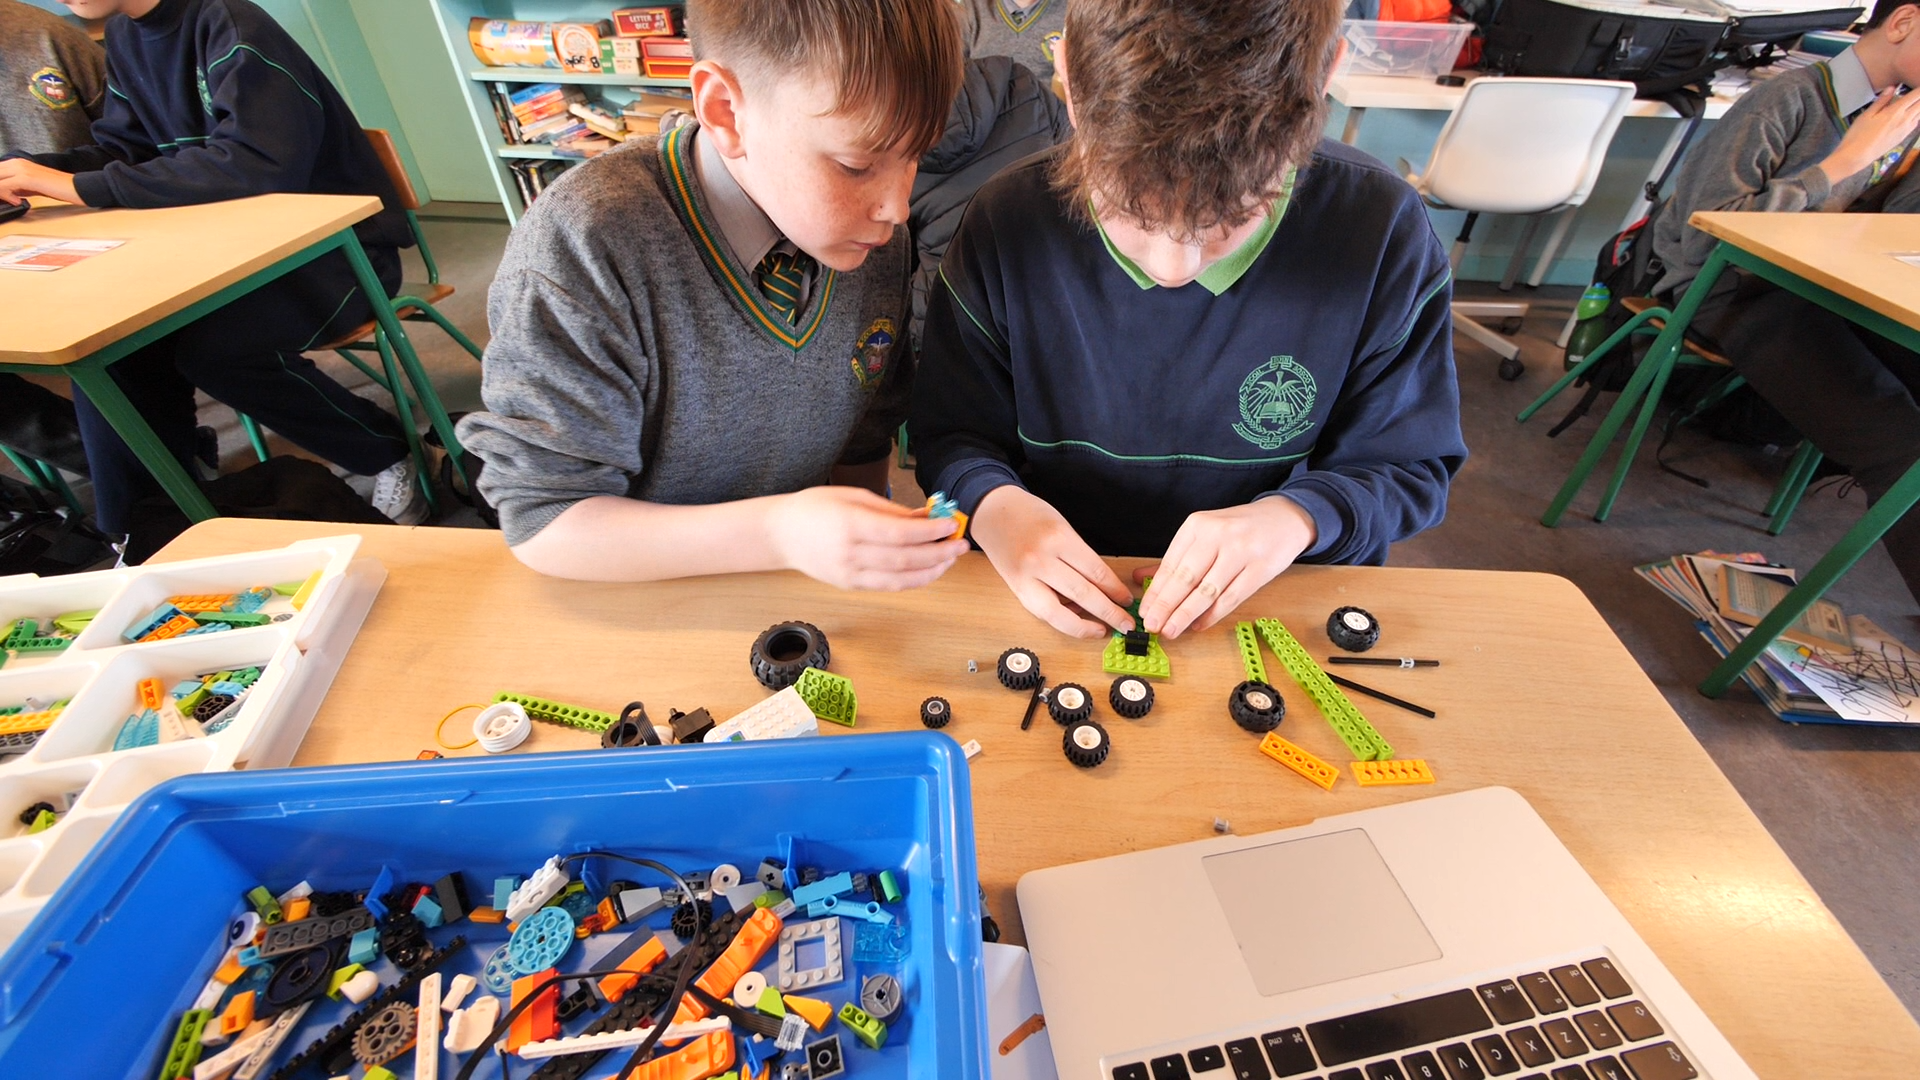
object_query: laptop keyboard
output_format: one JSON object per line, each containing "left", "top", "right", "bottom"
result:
{"left": 1108, "top": 956, "right": 1703, "bottom": 1080}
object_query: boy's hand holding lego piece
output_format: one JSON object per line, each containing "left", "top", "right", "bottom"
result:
{"left": 1135, "top": 496, "right": 1319, "bottom": 640}
{"left": 1822, "top": 86, "right": 1920, "bottom": 186}
{"left": 771, "top": 486, "right": 969, "bottom": 592}
{"left": 0, "top": 161, "right": 79, "bottom": 206}
{"left": 970, "top": 486, "right": 1136, "bottom": 639}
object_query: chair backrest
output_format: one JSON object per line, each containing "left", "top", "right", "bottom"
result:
{"left": 1418, "top": 77, "right": 1635, "bottom": 216}
{"left": 363, "top": 128, "right": 421, "bottom": 212}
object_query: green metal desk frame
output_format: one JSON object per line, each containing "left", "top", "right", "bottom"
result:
{"left": 0, "top": 227, "right": 467, "bottom": 524}
{"left": 1554, "top": 238, "right": 1920, "bottom": 698}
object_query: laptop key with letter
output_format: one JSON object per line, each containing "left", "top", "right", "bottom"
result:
{"left": 1506, "top": 1026, "right": 1553, "bottom": 1068}
{"left": 1470, "top": 1033, "right": 1519, "bottom": 1075}
{"left": 1539, "top": 1018, "right": 1587, "bottom": 1059}
{"left": 1402, "top": 1050, "right": 1444, "bottom": 1079}
{"left": 1226, "top": 1038, "right": 1272, "bottom": 1080}
{"left": 1436, "top": 1042, "right": 1485, "bottom": 1080}
{"left": 1586, "top": 1056, "right": 1628, "bottom": 1080}
{"left": 1364, "top": 1062, "right": 1407, "bottom": 1080}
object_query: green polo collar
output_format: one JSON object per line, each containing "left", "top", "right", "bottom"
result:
{"left": 1094, "top": 170, "right": 1295, "bottom": 296}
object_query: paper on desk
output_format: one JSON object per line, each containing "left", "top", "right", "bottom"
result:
{"left": 1764, "top": 615, "right": 1920, "bottom": 724}
{"left": 985, "top": 941, "right": 1060, "bottom": 1080}
{"left": 0, "top": 235, "right": 123, "bottom": 271}
{"left": 1895, "top": 253, "right": 1920, "bottom": 269}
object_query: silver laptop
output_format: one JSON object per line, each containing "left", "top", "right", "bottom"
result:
{"left": 1017, "top": 786, "right": 1755, "bottom": 1080}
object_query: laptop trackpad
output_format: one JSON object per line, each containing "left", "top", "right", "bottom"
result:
{"left": 1203, "top": 828, "right": 1441, "bottom": 996}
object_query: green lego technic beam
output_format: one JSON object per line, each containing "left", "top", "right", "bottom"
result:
{"left": 1254, "top": 618, "right": 1392, "bottom": 761}
{"left": 493, "top": 692, "right": 617, "bottom": 733}
{"left": 1233, "top": 621, "right": 1268, "bottom": 684}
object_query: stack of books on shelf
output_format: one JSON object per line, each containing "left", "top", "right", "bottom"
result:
{"left": 1637, "top": 550, "right": 1920, "bottom": 726}
{"left": 490, "top": 82, "right": 590, "bottom": 146}
{"left": 622, "top": 89, "right": 692, "bottom": 135}
{"left": 505, "top": 159, "right": 567, "bottom": 206}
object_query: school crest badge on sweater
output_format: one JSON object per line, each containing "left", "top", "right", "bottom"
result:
{"left": 29, "top": 68, "right": 76, "bottom": 109}
{"left": 1234, "top": 356, "right": 1316, "bottom": 449}
{"left": 851, "top": 318, "right": 895, "bottom": 389}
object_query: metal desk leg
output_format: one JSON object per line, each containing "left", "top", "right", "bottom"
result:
{"left": 1701, "top": 455, "right": 1920, "bottom": 697}
{"left": 1341, "top": 106, "right": 1367, "bottom": 145}
{"left": 66, "top": 357, "right": 217, "bottom": 522}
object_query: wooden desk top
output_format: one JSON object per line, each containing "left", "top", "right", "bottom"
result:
{"left": 155, "top": 519, "right": 1920, "bottom": 1078}
{"left": 1328, "top": 73, "right": 1734, "bottom": 120}
{"left": 1691, "top": 211, "right": 1920, "bottom": 336}
{"left": 0, "top": 194, "right": 380, "bottom": 367}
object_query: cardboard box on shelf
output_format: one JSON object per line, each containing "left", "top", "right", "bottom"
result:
{"left": 614, "top": 7, "right": 682, "bottom": 37}
{"left": 553, "top": 20, "right": 614, "bottom": 74}
{"left": 640, "top": 36, "right": 693, "bottom": 80}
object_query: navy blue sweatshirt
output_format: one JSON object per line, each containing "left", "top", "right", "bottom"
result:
{"left": 25, "top": 0, "right": 408, "bottom": 251}
{"left": 911, "top": 141, "right": 1466, "bottom": 560}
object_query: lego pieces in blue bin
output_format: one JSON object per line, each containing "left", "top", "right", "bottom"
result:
{"left": 789, "top": 870, "right": 852, "bottom": 908}
{"left": 348, "top": 927, "right": 379, "bottom": 966}
{"left": 363, "top": 865, "right": 395, "bottom": 919}
{"left": 494, "top": 875, "right": 522, "bottom": 910}
{"left": 262, "top": 935, "right": 465, "bottom": 1080}
{"left": 616, "top": 885, "right": 668, "bottom": 923}
{"left": 482, "top": 941, "right": 517, "bottom": 994}
{"left": 776, "top": 1011, "right": 810, "bottom": 1051}
{"left": 412, "top": 894, "right": 444, "bottom": 928}
{"left": 432, "top": 873, "right": 469, "bottom": 925}
{"left": 504, "top": 856, "right": 569, "bottom": 922}
{"left": 807, "top": 895, "right": 892, "bottom": 924}
{"left": 838, "top": 1002, "right": 887, "bottom": 1049}
{"left": 852, "top": 919, "right": 909, "bottom": 964}
{"left": 804, "top": 1034, "right": 847, "bottom": 1078}
{"left": 860, "top": 973, "right": 904, "bottom": 1024}
{"left": 508, "top": 906, "right": 576, "bottom": 975}
{"left": 776, "top": 917, "right": 844, "bottom": 992}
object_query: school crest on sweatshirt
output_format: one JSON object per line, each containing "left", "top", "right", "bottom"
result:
{"left": 1233, "top": 355, "right": 1316, "bottom": 450}
{"left": 28, "top": 68, "right": 75, "bottom": 109}
{"left": 850, "top": 318, "right": 895, "bottom": 389}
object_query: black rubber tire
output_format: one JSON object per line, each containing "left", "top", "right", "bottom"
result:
{"left": 1229, "top": 680, "right": 1286, "bottom": 733}
{"left": 996, "top": 647, "right": 1041, "bottom": 690}
{"left": 920, "top": 696, "right": 952, "bottom": 729}
{"left": 1047, "top": 682, "right": 1093, "bottom": 726}
{"left": 1063, "top": 719, "right": 1112, "bottom": 767}
{"left": 1108, "top": 676, "right": 1154, "bottom": 719}
{"left": 1498, "top": 355, "right": 1525, "bottom": 381}
{"left": 1327, "top": 606, "right": 1381, "bottom": 653}
{"left": 750, "top": 621, "right": 830, "bottom": 690}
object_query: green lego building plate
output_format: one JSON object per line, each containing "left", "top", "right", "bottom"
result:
{"left": 1102, "top": 633, "right": 1170, "bottom": 679}
{"left": 794, "top": 667, "right": 857, "bottom": 727}
{"left": 1254, "top": 618, "right": 1393, "bottom": 761}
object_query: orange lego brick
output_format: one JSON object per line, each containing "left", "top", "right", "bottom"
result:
{"left": 1258, "top": 733, "right": 1339, "bottom": 791}
{"left": 167, "top": 594, "right": 238, "bottom": 613}
{"left": 139, "top": 614, "right": 200, "bottom": 642}
{"left": 468, "top": 906, "right": 504, "bottom": 924}
{"left": 782, "top": 993, "right": 833, "bottom": 1032}
{"left": 598, "top": 934, "right": 668, "bottom": 1003}
{"left": 0, "top": 707, "right": 60, "bottom": 736}
{"left": 597, "top": 897, "right": 618, "bottom": 930}
{"left": 213, "top": 950, "right": 247, "bottom": 985}
{"left": 675, "top": 906, "right": 782, "bottom": 1023}
{"left": 1351, "top": 758, "right": 1435, "bottom": 787}
{"left": 282, "top": 896, "right": 311, "bottom": 922}
{"left": 508, "top": 969, "right": 560, "bottom": 1052}
{"left": 137, "top": 677, "right": 166, "bottom": 712}
{"left": 621, "top": 1028, "right": 733, "bottom": 1080}
{"left": 218, "top": 990, "right": 255, "bottom": 1035}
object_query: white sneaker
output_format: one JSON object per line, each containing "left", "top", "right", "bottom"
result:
{"left": 369, "top": 455, "right": 429, "bottom": 525}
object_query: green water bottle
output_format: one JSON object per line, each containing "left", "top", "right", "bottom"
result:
{"left": 1564, "top": 283, "right": 1612, "bottom": 371}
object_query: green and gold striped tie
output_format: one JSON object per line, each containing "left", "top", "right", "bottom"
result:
{"left": 754, "top": 248, "right": 813, "bottom": 325}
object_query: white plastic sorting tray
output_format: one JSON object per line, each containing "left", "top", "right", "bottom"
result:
{"left": 0, "top": 535, "right": 384, "bottom": 949}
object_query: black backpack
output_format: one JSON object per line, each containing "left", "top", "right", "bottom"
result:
{"left": 0, "top": 476, "right": 117, "bottom": 576}
{"left": 1546, "top": 211, "right": 1671, "bottom": 438}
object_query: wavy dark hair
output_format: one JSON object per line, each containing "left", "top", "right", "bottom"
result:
{"left": 1053, "top": 0, "right": 1345, "bottom": 240}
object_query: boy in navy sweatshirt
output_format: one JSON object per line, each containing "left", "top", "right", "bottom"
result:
{"left": 911, "top": 0, "right": 1465, "bottom": 640}
{"left": 0, "top": 0, "right": 426, "bottom": 532}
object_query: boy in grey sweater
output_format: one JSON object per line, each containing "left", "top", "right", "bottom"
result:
{"left": 457, "top": 0, "right": 970, "bottom": 587}
{"left": 1650, "top": 0, "right": 1920, "bottom": 608}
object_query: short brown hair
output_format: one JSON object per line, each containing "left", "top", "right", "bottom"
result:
{"left": 1865, "top": 0, "right": 1918, "bottom": 28}
{"left": 687, "top": 0, "right": 965, "bottom": 157}
{"left": 1055, "top": 0, "right": 1346, "bottom": 239}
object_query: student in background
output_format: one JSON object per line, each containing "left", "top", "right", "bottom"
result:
{"left": 912, "top": 0, "right": 1465, "bottom": 640}
{"left": 957, "top": 0, "right": 1067, "bottom": 84}
{"left": 1650, "top": 0, "right": 1920, "bottom": 607}
{"left": 0, "top": 0, "right": 428, "bottom": 534}
{"left": 0, "top": 0, "right": 104, "bottom": 480}
{"left": 458, "top": 0, "right": 971, "bottom": 587}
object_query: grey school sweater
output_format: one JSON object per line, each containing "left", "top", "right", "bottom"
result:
{"left": 0, "top": 0, "right": 106, "bottom": 156}
{"left": 959, "top": 0, "right": 1066, "bottom": 83}
{"left": 456, "top": 124, "right": 914, "bottom": 546}
{"left": 1652, "top": 48, "right": 1920, "bottom": 296}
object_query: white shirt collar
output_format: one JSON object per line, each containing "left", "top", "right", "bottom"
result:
{"left": 1828, "top": 47, "right": 1876, "bottom": 118}
{"left": 692, "top": 126, "right": 785, "bottom": 269}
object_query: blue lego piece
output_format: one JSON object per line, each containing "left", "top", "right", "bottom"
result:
{"left": 507, "top": 906, "right": 575, "bottom": 975}
{"left": 170, "top": 680, "right": 202, "bottom": 698}
{"left": 124, "top": 603, "right": 184, "bottom": 643}
{"left": 927, "top": 491, "right": 960, "bottom": 518}
{"left": 494, "top": 876, "right": 521, "bottom": 910}
{"left": 228, "top": 588, "right": 272, "bottom": 614}
{"left": 363, "top": 865, "right": 394, "bottom": 919}
{"left": 412, "top": 894, "right": 444, "bottom": 928}
{"left": 809, "top": 896, "right": 892, "bottom": 924}
{"left": 790, "top": 871, "right": 853, "bottom": 908}
{"left": 112, "top": 710, "right": 158, "bottom": 751}
{"left": 851, "top": 921, "right": 909, "bottom": 964}
{"left": 181, "top": 623, "right": 232, "bottom": 637}
{"left": 206, "top": 680, "right": 247, "bottom": 696}
{"left": 347, "top": 927, "right": 379, "bottom": 966}
{"left": 236, "top": 946, "right": 262, "bottom": 966}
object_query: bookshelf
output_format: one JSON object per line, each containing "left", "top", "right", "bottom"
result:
{"left": 426, "top": 2, "right": 691, "bottom": 222}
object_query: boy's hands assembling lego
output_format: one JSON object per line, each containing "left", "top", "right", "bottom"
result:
{"left": 1135, "top": 496, "right": 1319, "bottom": 640}
{"left": 771, "top": 486, "right": 969, "bottom": 591}
{"left": 0, "top": 161, "right": 78, "bottom": 206}
{"left": 970, "top": 485, "right": 1136, "bottom": 639}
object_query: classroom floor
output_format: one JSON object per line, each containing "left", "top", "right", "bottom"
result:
{"left": 16, "top": 212, "right": 1920, "bottom": 1020}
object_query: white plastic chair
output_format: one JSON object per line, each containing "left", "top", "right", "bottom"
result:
{"left": 1402, "top": 77, "right": 1636, "bottom": 380}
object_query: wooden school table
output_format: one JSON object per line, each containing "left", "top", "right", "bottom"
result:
{"left": 155, "top": 519, "right": 1920, "bottom": 1078}
{"left": 0, "top": 194, "right": 419, "bottom": 521}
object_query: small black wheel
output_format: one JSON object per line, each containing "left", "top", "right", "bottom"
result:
{"left": 1109, "top": 676, "right": 1154, "bottom": 719}
{"left": 1229, "top": 680, "right": 1286, "bottom": 733}
{"left": 1326, "top": 606, "right": 1381, "bottom": 653}
{"left": 996, "top": 647, "right": 1041, "bottom": 690}
{"left": 1498, "top": 356, "right": 1525, "bottom": 381}
{"left": 920, "top": 696, "right": 952, "bottom": 729}
{"left": 1063, "top": 719, "right": 1112, "bottom": 768}
{"left": 1047, "top": 682, "right": 1092, "bottom": 726}
{"left": 671, "top": 898, "right": 713, "bottom": 939}
{"left": 750, "top": 621, "right": 831, "bottom": 690}
{"left": 193, "top": 693, "right": 234, "bottom": 723}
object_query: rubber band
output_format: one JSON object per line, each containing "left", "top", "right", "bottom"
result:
{"left": 435, "top": 703, "right": 484, "bottom": 750}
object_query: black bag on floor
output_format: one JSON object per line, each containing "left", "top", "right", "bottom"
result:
{"left": 1548, "top": 214, "right": 1671, "bottom": 436}
{"left": 123, "top": 456, "right": 392, "bottom": 564}
{"left": 0, "top": 476, "right": 116, "bottom": 576}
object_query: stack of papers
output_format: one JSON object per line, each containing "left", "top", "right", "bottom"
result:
{"left": 1637, "top": 551, "right": 1920, "bottom": 725}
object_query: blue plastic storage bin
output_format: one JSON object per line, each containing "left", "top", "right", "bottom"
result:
{"left": 0, "top": 733, "right": 986, "bottom": 1078}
